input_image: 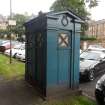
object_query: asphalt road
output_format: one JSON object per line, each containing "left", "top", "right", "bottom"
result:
{"left": 80, "top": 74, "right": 104, "bottom": 99}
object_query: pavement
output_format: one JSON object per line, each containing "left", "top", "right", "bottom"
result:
{"left": 0, "top": 72, "right": 103, "bottom": 105}
{"left": 0, "top": 78, "right": 43, "bottom": 105}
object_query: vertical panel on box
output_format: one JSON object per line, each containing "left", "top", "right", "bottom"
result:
{"left": 35, "top": 31, "right": 46, "bottom": 96}
{"left": 57, "top": 30, "right": 72, "bottom": 88}
{"left": 47, "top": 29, "right": 58, "bottom": 85}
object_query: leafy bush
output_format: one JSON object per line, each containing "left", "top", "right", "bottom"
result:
{"left": 81, "top": 35, "right": 97, "bottom": 41}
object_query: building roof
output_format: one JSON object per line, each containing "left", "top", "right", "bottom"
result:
{"left": 25, "top": 10, "right": 84, "bottom": 25}
{"left": 47, "top": 10, "right": 84, "bottom": 21}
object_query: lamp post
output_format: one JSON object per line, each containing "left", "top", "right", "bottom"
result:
{"left": 9, "top": 0, "right": 16, "bottom": 63}
{"left": 10, "top": 0, "right": 12, "bottom": 64}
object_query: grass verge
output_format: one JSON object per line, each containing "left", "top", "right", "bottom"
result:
{"left": 0, "top": 54, "right": 25, "bottom": 79}
{"left": 41, "top": 96, "right": 96, "bottom": 105}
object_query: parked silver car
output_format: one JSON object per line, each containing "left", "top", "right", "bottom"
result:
{"left": 80, "top": 51, "right": 105, "bottom": 81}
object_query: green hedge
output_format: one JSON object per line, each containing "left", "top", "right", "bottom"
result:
{"left": 80, "top": 36, "right": 97, "bottom": 41}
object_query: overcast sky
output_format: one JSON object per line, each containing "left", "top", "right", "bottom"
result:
{"left": 0, "top": 0, "right": 105, "bottom": 21}
{"left": 88, "top": 0, "right": 105, "bottom": 20}
{"left": 0, "top": 0, "right": 56, "bottom": 16}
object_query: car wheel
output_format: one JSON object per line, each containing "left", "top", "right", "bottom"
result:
{"left": 88, "top": 69, "right": 95, "bottom": 81}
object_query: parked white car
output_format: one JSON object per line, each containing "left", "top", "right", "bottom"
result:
{"left": 4, "top": 44, "right": 25, "bottom": 57}
{"left": 16, "top": 49, "right": 25, "bottom": 62}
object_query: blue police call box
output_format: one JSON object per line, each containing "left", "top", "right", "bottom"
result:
{"left": 24, "top": 10, "right": 84, "bottom": 98}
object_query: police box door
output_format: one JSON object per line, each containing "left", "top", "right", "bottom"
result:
{"left": 57, "top": 30, "right": 71, "bottom": 87}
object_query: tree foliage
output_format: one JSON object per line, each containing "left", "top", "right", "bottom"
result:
{"left": 9, "top": 14, "right": 30, "bottom": 37}
{"left": 0, "top": 14, "right": 31, "bottom": 39}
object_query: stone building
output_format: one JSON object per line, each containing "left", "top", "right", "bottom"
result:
{"left": 0, "top": 15, "right": 8, "bottom": 30}
{"left": 86, "top": 19, "right": 105, "bottom": 39}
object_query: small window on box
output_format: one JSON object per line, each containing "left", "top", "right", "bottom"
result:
{"left": 58, "top": 33, "right": 69, "bottom": 47}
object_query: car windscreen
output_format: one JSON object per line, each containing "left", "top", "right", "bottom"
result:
{"left": 80, "top": 52, "right": 101, "bottom": 61}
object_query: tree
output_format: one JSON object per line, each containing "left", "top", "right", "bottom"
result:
{"left": 8, "top": 14, "right": 30, "bottom": 38}
{"left": 0, "top": 29, "right": 8, "bottom": 38}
